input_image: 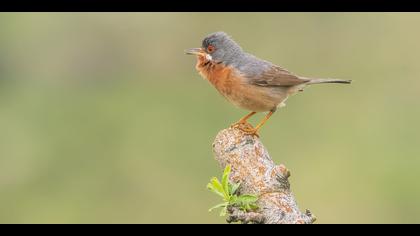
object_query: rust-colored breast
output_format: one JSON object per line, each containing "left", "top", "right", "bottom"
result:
{"left": 195, "top": 56, "right": 285, "bottom": 112}
{"left": 195, "top": 56, "right": 237, "bottom": 99}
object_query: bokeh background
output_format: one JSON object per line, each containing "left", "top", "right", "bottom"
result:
{"left": 1, "top": 13, "right": 419, "bottom": 224}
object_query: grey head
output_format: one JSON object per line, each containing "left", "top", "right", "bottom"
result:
{"left": 185, "top": 31, "right": 274, "bottom": 77}
{"left": 201, "top": 32, "right": 245, "bottom": 65}
{"left": 203, "top": 32, "right": 273, "bottom": 76}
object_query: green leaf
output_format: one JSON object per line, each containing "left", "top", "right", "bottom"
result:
{"left": 233, "top": 194, "right": 259, "bottom": 212}
{"left": 208, "top": 202, "right": 228, "bottom": 212}
{"left": 221, "top": 165, "right": 231, "bottom": 196}
{"left": 207, "top": 182, "right": 224, "bottom": 198}
{"left": 248, "top": 203, "right": 259, "bottom": 210}
{"left": 210, "top": 177, "right": 229, "bottom": 200}
{"left": 230, "top": 182, "right": 241, "bottom": 195}
{"left": 236, "top": 194, "right": 259, "bottom": 204}
{"left": 229, "top": 195, "right": 238, "bottom": 205}
{"left": 242, "top": 203, "right": 256, "bottom": 211}
{"left": 206, "top": 166, "right": 260, "bottom": 217}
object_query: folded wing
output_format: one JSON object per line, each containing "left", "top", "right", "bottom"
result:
{"left": 249, "top": 65, "right": 309, "bottom": 87}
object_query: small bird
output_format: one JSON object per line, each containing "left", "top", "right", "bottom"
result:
{"left": 186, "top": 32, "right": 351, "bottom": 136}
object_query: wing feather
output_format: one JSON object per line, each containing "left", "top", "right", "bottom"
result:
{"left": 250, "top": 65, "right": 309, "bottom": 87}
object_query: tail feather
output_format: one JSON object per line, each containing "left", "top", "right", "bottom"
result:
{"left": 303, "top": 77, "right": 352, "bottom": 85}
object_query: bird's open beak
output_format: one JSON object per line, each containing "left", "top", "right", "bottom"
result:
{"left": 185, "top": 47, "right": 206, "bottom": 56}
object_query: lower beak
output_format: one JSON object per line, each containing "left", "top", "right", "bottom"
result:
{"left": 185, "top": 48, "right": 205, "bottom": 56}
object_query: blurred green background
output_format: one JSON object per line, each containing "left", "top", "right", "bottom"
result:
{"left": 0, "top": 13, "right": 419, "bottom": 224}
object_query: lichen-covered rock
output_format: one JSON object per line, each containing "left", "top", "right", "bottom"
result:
{"left": 212, "top": 124, "right": 315, "bottom": 224}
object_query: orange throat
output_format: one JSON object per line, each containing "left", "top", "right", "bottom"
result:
{"left": 194, "top": 55, "right": 241, "bottom": 104}
{"left": 193, "top": 55, "right": 282, "bottom": 112}
{"left": 195, "top": 56, "right": 231, "bottom": 87}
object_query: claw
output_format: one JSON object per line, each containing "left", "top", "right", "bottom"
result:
{"left": 231, "top": 112, "right": 257, "bottom": 129}
{"left": 232, "top": 123, "right": 260, "bottom": 137}
{"left": 230, "top": 122, "right": 241, "bottom": 129}
{"left": 240, "top": 128, "right": 260, "bottom": 138}
{"left": 230, "top": 121, "right": 248, "bottom": 129}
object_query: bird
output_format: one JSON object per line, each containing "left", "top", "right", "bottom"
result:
{"left": 185, "top": 31, "right": 351, "bottom": 136}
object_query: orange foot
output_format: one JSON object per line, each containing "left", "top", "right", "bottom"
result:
{"left": 230, "top": 122, "right": 260, "bottom": 137}
{"left": 230, "top": 121, "right": 248, "bottom": 129}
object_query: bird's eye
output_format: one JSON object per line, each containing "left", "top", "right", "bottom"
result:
{"left": 207, "top": 45, "right": 215, "bottom": 53}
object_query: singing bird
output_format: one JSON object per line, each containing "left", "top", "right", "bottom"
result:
{"left": 186, "top": 32, "right": 351, "bottom": 136}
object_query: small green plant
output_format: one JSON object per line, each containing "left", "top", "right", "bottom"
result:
{"left": 207, "top": 165, "right": 259, "bottom": 216}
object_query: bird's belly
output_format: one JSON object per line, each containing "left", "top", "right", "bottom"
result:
{"left": 224, "top": 84, "right": 288, "bottom": 112}
{"left": 197, "top": 62, "right": 288, "bottom": 112}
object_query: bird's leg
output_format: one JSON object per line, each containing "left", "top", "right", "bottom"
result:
{"left": 238, "top": 110, "right": 275, "bottom": 137}
{"left": 254, "top": 110, "right": 275, "bottom": 131}
{"left": 230, "top": 111, "right": 257, "bottom": 128}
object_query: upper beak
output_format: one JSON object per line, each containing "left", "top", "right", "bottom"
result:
{"left": 185, "top": 47, "right": 206, "bottom": 56}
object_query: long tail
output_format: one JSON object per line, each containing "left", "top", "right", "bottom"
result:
{"left": 303, "top": 77, "right": 352, "bottom": 85}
